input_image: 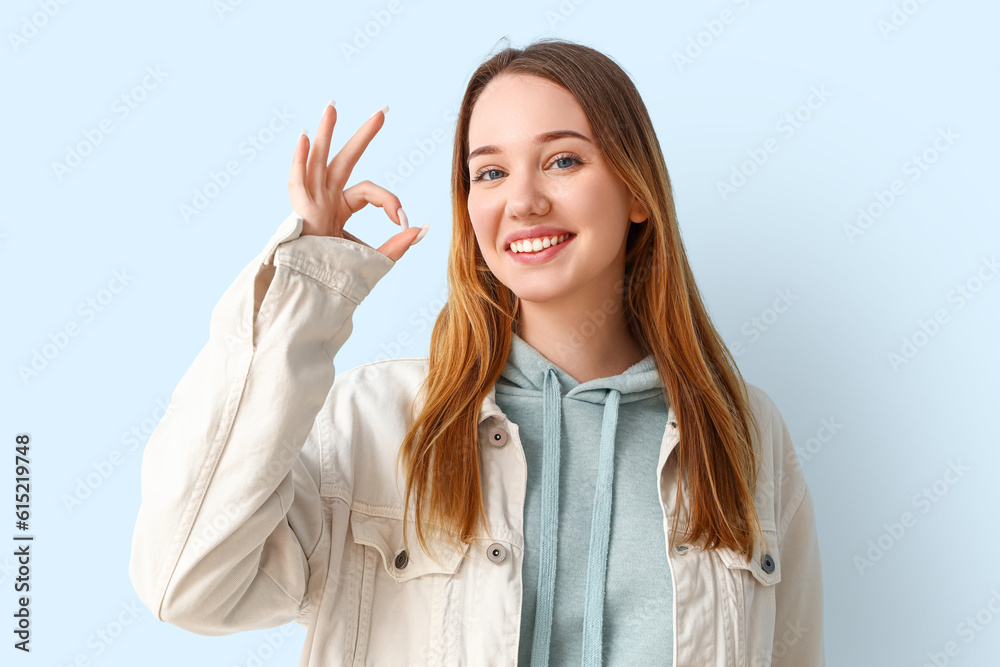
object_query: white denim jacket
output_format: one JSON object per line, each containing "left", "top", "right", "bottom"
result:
{"left": 129, "top": 211, "right": 826, "bottom": 666}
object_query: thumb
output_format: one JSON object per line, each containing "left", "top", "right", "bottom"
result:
{"left": 377, "top": 224, "right": 429, "bottom": 262}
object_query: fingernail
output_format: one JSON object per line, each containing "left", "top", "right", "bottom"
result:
{"left": 328, "top": 99, "right": 337, "bottom": 108}
{"left": 369, "top": 104, "right": 389, "bottom": 119}
{"left": 410, "top": 223, "right": 429, "bottom": 246}
{"left": 302, "top": 129, "right": 308, "bottom": 136}
{"left": 397, "top": 207, "right": 409, "bottom": 230}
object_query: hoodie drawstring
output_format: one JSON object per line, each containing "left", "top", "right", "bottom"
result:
{"left": 530, "top": 368, "right": 562, "bottom": 666}
{"left": 530, "top": 367, "right": 623, "bottom": 666}
{"left": 582, "top": 386, "right": 620, "bottom": 666}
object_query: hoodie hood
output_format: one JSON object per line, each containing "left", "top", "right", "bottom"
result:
{"left": 498, "top": 332, "right": 663, "bottom": 665}
{"left": 497, "top": 333, "right": 664, "bottom": 403}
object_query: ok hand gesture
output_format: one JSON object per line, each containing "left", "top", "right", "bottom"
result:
{"left": 289, "top": 102, "right": 429, "bottom": 261}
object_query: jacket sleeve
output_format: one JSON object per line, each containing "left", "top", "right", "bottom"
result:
{"left": 769, "top": 403, "right": 826, "bottom": 667}
{"left": 128, "top": 211, "right": 396, "bottom": 635}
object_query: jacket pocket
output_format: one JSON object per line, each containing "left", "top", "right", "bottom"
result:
{"left": 717, "top": 527, "right": 781, "bottom": 587}
{"left": 350, "top": 510, "right": 469, "bottom": 582}
{"left": 717, "top": 529, "right": 782, "bottom": 667}
{"left": 347, "top": 509, "right": 471, "bottom": 665}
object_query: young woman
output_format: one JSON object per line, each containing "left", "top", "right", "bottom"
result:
{"left": 130, "top": 38, "right": 825, "bottom": 666}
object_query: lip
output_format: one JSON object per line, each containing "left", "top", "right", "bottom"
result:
{"left": 503, "top": 225, "right": 574, "bottom": 251}
{"left": 506, "top": 232, "right": 575, "bottom": 264}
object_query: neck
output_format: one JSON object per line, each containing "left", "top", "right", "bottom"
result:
{"left": 515, "top": 294, "right": 644, "bottom": 384}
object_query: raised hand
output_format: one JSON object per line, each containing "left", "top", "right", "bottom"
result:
{"left": 288, "top": 101, "right": 429, "bottom": 261}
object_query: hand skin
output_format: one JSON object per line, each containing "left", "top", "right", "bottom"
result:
{"left": 288, "top": 102, "right": 427, "bottom": 262}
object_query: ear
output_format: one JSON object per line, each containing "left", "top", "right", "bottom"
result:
{"left": 629, "top": 196, "right": 650, "bottom": 224}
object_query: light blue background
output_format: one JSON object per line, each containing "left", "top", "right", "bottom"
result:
{"left": 2, "top": 0, "right": 998, "bottom": 665}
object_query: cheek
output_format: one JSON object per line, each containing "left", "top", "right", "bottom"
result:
{"left": 467, "top": 201, "right": 499, "bottom": 251}
{"left": 561, "top": 189, "right": 620, "bottom": 240}
{"left": 578, "top": 176, "right": 632, "bottom": 230}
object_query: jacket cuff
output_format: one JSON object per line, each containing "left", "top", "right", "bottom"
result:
{"left": 261, "top": 211, "right": 396, "bottom": 305}
{"left": 261, "top": 210, "right": 304, "bottom": 266}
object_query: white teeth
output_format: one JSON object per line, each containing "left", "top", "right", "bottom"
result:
{"left": 510, "top": 233, "right": 570, "bottom": 254}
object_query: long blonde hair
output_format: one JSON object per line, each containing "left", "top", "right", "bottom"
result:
{"left": 395, "top": 37, "right": 763, "bottom": 564}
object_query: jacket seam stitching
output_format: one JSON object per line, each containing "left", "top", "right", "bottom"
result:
{"left": 152, "top": 346, "right": 255, "bottom": 620}
{"left": 275, "top": 252, "right": 361, "bottom": 305}
{"left": 298, "top": 498, "right": 340, "bottom": 628}
{"left": 761, "top": 389, "right": 795, "bottom": 538}
{"left": 762, "top": 384, "right": 807, "bottom": 543}
{"left": 271, "top": 481, "right": 321, "bottom": 567}
{"left": 348, "top": 502, "right": 487, "bottom": 542}
{"left": 305, "top": 496, "right": 336, "bottom": 562}
{"left": 316, "top": 403, "right": 339, "bottom": 502}
{"left": 336, "top": 357, "right": 429, "bottom": 380}
{"left": 321, "top": 484, "right": 353, "bottom": 502}
{"left": 777, "top": 477, "right": 807, "bottom": 543}
{"left": 254, "top": 262, "right": 281, "bottom": 336}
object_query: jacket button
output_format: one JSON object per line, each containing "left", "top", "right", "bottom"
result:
{"left": 487, "top": 425, "right": 509, "bottom": 448}
{"left": 761, "top": 553, "right": 775, "bottom": 573}
{"left": 487, "top": 542, "right": 507, "bottom": 563}
{"left": 394, "top": 549, "right": 409, "bottom": 569}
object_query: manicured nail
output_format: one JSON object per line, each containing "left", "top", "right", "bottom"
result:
{"left": 301, "top": 129, "right": 308, "bottom": 136}
{"left": 369, "top": 104, "right": 389, "bottom": 119}
{"left": 397, "top": 207, "right": 409, "bottom": 230}
{"left": 410, "top": 223, "right": 429, "bottom": 246}
{"left": 328, "top": 99, "right": 336, "bottom": 108}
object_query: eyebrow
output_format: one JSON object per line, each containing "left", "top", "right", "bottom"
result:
{"left": 467, "top": 130, "right": 591, "bottom": 163}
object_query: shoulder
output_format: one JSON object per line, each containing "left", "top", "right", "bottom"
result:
{"left": 318, "top": 357, "right": 432, "bottom": 502}
{"left": 335, "top": 356, "right": 430, "bottom": 392}
{"left": 327, "top": 357, "right": 429, "bottom": 417}
{"left": 324, "top": 356, "right": 431, "bottom": 429}
{"left": 742, "top": 382, "right": 808, "bottom": 541}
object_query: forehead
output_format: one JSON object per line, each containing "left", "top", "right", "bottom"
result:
{"left": 468, "top": 73, "right": 591, "bottom": 146}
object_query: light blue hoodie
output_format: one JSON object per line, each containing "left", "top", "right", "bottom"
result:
{"left": 494, "top": 333, "right": 675, "bottom": 665}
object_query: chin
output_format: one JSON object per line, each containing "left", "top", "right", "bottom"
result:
{"left": 508, "top": 282, "right": 572, "bottom": 305}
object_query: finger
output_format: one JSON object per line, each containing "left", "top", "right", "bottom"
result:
{"left": 288, "top": 130, "right": 311, "bottom": 208}
{"left": 307, "top": 102, "right": 338, "bottom": 194}
{"left": 377, "top": 226, "right": 425, "bottom": 262}
{"left": 342, "top": 180, "right": 404, "bottom": 227}
{"left": 327, "top": 106, "right": 387, "bottom": 193}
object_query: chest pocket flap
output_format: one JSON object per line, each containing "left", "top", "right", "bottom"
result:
{"left": 350, "top": 510, "right": 470, "bottom": 583}
{"left": 717, "top": 527, "right": 782, "bottom": 587}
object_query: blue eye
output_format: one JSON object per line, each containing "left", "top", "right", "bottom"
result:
{"left": 473, "top": 168, "right": 505, "bottom": 182}
{"left": 551, "top": 153, "right": 584, "bottom": 170}
{"left": 471, "top": 152, "right": 584, "bottom": 183}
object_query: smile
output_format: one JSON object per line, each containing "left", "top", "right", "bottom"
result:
{"left": 508, "top": 233, "right": 573, "bottom": 254}
{"left": 506, "top": 233, "right": 576, "bottom": 264}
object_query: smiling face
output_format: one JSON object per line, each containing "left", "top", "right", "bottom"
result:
{"left": 466, "top": 73, "right": 648, "bottom": 309}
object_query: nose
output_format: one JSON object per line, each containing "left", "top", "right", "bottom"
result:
{"left": 504, "top": 169, "right": 551, "bottom": 220}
